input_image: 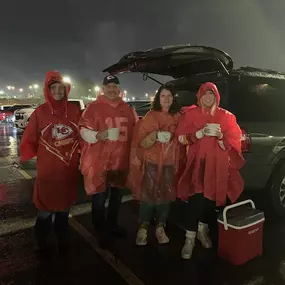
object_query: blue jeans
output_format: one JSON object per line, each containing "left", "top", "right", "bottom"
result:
{"left": 34, "top": 209, "right": 70, "bottom": 245}
{"left": 139, "top": 202, "right": 170, "bottom": 225}
{"left": 92, "top": 187, "right": 122, "bottom": 228}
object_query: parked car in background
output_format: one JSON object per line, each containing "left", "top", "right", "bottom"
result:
{"left": 1, "top": 104, "right": 33, "bottom": 123}
{"left": 68, "top": 99, "right": 85, "bottom": 113}
{"left": 0, "top": 105, "right": 13, "bottom": 121}
{"left": 127, "top": 100, "right": 151, "bottom": 118}
{"left": 14, "top": 99, "right": 85, "bottom": 129}
{"left": 103, "top": 44, "right": 285, "bottom": 218}
{"left": 14, "top": 106, "right": 37, "bottom": 129}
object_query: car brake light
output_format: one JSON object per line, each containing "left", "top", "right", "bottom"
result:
{"left": 241, "top": 129, "right": 250, "bottom": 152}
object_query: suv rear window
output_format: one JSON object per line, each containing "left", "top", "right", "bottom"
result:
{"left": 229, "top": 81, "right": 285, "bottom": 122}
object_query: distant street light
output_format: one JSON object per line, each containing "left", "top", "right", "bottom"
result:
{"left": 94, "top": 85, "right": 100, "bottom": 92}
{"left": 0, "top": 90, "right": 4, "bottom": 95}
{"left": 33, "top": 84, "right": 39, "bottom": 89}
{"left": 145, "top": 93, "right": 148, "bottom": 98}
{"left": 132, "top": 97, "right": 135, "bottom": 100}
{"left": 63, "top": 76, "right": 71, "bottom": 84}
{"left": 19, "top": 88, "right": 23, "bottom": 92}
{"left": 29, "top": 85, "right": 33, "bottom": 89}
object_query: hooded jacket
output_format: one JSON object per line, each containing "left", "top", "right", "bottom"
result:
{"left": 175, "top": 82, "right": 245, "bottom": 206}
{"left": 19, "top": 71, "right": 81, "bottom": 211}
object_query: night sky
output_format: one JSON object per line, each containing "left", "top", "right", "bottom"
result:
{"left": 1, "top": 0, "right": 285, "bottom": 97}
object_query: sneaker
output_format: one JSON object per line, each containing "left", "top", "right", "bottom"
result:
{"left": 155, "top": 226, "right": 170, "bottom": 244}
{"left": 136, "top": 228, "right": 148, "bottom": 246}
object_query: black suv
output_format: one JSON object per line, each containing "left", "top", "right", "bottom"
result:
{"left": 103, "top": 44, "right": 285, "bottom": 217}
{"left": 127, "top": 100, "right": 152, "bottom": 118}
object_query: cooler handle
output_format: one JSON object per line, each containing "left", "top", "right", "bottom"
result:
{"left": 222, "top": 199, "right": 255, "bottom": 230}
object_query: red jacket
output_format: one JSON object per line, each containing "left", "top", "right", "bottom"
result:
{"left": 176, "top": 82, "right": 245, "bottom": 206}
{"left": 20, "top": 71, "right": 80, "bottom": 211}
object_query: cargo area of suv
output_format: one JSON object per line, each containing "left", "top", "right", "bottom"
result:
{"left": 103, "top": 44, "right": 285, "bottom": 217}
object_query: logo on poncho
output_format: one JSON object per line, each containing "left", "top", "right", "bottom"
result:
{"left": 52, "top": 124, "right": 73, "bottom": 140}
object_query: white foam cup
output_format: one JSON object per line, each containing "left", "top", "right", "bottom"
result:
{"left": 108, "top": 128, "right": 120, "bottom": 141}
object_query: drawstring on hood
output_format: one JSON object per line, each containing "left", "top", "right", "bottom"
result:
{"left": 44, "top": 71, "right": 71, "bottom": 116}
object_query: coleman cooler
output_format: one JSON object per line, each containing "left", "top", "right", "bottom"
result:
{"left": 217, "top": 200, "right": 265, "bottom": 265}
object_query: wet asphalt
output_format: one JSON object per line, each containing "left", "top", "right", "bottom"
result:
{"left": 0, "top": 123, "right": 285, "bottom": 285}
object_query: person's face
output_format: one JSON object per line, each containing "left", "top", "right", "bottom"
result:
{"left": 103, "top": 83, "right": 120, "bottom": 100}
{"left": 159, "top": 89, "right": 173, "bottom": 110}
{"left": 200, "top": 90, "right": 215, "bottom": 108}
{"left": 50, "top": 82, "right": 66, "bottom": 101}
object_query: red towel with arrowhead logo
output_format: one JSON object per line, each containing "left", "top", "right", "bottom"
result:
{"left": 20, "top": 71, "right": 81, "bottom": 211}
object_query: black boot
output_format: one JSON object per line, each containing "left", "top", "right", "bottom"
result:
{"left": 54, "top": 212, "right": 70, "bottom": 254}
{"left": 34, "top": 215, "right": 52, "bottom": 253}
{"left": 106, "top": 187, "right": 127, "bottom": 238}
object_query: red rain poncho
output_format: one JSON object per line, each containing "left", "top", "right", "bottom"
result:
{"left": 19, "top": 71, "right": 81, "bottom": 211}
{"left": 176, "top": 82, "right": 245, "bottom": 206}
{"left": 79, "top": 95, "right": 138, "bottom": 195}
{"left": 127, "top": 111, "right": 185, "bottom": 203}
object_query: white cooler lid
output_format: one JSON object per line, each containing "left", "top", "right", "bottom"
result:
{"left": 218, "top": 206, "right": 264, "bottom": 229}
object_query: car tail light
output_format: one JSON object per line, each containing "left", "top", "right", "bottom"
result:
{"left": 241, "top": 129, "right": 250, "bottom": 152}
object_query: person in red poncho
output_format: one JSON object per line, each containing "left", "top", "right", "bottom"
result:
{"left": 127, "top": 85, "right": 183, "bottom": 246}
{"left": 79, "top": 75, "right": 138, "bottom": 248}
{"left": 20, "top": 71, "right": 81, "bottom": 253}
{"left": 176, "top": 82, "right": 245, "bottom": 260}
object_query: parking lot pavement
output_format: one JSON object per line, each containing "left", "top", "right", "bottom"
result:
{"left": 73, "top": 200, "right": 285, "bottom": 285}
{"left": 0, "top": 228, "right": 128, "bottom": 285}
{"left": 3, "top": 199, "right": 284, "bottom": 285}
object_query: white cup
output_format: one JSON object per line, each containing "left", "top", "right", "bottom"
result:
{"left": 157, "top": 131, "right": 172, "bottom": 143}
{"left": 108, "top": 128, "right": 120, "bottom": 141}
{"left": 205, "top": 123, "right": 220, "bottom": 137}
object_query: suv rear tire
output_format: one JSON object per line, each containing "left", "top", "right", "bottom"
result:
{"left": 270, "top": 164, "right": 285, "bottom": 218}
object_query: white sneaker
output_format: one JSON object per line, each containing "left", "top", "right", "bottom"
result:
{"left": 181, "top": 231, "right": 196, "bottom": 259}
{"left": 155, "top": 226, "right": 170, "bottom": 244}
{"left": 136, "top": 228, "right": 148, "bottom": 246}
{"left": 197, "top": 222, "right": 212, "bottom": 248}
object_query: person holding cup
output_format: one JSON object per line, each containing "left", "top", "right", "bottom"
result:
{"left": 176, "top": 82, "right": 245, "bottom": 259}
{"left": 79, "top": 75, "right": 138, "bottom": 248}
{"left": 127, "top": 85, "right": 183, "bottom": 246}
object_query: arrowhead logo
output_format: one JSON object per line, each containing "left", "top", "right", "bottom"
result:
{"left": 52, "top": 124, "right": 73, "bottom": 140}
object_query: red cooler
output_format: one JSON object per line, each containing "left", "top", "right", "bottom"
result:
{"left": 217, "top": 200, "right": 265, "bottom": 265}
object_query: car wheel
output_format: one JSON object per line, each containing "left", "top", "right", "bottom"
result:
{"left": 270, "top": 164, "right": 285, "bottom": 217}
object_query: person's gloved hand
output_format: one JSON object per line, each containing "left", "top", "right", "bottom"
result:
{"left": 195, "top": 129, "right": 205, "bottom": 139}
